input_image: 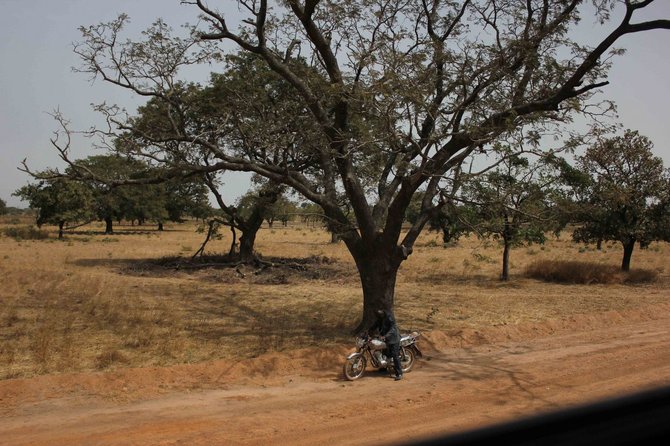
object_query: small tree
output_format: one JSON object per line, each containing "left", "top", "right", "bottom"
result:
{"left": 13, "top": 179, "right": 94, "bottom": 238}
{"left": 231, "top": 182, "right": 285, "bottom": 260}
{"left": 571, "top": 130, "right": 670, "bottom": 271}
{"left": 464, "top": 154, "right": 558, "bottom": 281}
{"left": 201, "top": 172, "right": 284, "bottom": 262}
{"left": 0, "top": 198, "right": 7, "bottom": 216}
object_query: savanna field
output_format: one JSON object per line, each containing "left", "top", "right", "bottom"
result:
{"left": 1, "top": 216, "right": 668, "bottom": 380}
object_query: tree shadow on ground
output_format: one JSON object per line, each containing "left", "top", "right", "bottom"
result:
{"left": 73, "top": 254, "right": 357, "bottom": 283}
{"left": 417, "top": 347, "right": 557, "bottom": 410}
{"left": 421, "top": 272, "right": 517, "bottom": 288}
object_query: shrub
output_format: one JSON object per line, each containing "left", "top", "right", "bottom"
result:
{"left": 2, "top": 225, "right": 49, "bottom": 241}
{"left": 524, "top": 260, "right": 658, "bottom": 284}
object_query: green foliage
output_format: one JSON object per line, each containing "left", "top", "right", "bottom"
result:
{"left": 406, "top": 193, "right": 474, "bottom": 245}
{"left": 13, "top": 179, "right": 95, "bottom": 231}
{"left": 71, "top": 155, "right": 166, "bottom": 227}
{"left": 233, "top": 185, "right": 299, "bottom": 228}
{"left": 69, "top": 155, "right": 210, "bottom": 228}
{"left": 0, "top": 198, "right": 6, "bottom": 215}
{"left": 566, "top": 130, "right": 670, "bottom": 270}
{"left": 16, "top": 155, "right": 210, "bottom": 235}
{"left": 164, "top": 177, "right": 212, "bottom": 222}
{"left": 264, "top": 195, "right": 300, "bottom": 227}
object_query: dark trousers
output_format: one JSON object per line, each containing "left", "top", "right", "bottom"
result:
{"left": 387, "top": 342, "right": 402, "bottom": 376}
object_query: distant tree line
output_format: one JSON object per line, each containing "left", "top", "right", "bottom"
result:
{"left": 15, "top": 127, "right": 670, "bottom": 279}
{"left": 14, "top": 154, "right": 211, "bottom": 238}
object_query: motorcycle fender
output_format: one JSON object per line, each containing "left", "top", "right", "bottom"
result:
{"left": 346, "top": 351, "right": 363, "bottom": 361}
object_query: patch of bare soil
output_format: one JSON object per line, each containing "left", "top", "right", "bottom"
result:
{"left": 2, "top": 303, "right": 670, "bottom": 445}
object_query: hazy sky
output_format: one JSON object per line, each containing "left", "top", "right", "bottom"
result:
{"left": 1, "top": 0, "right": 669, "bottom": 207}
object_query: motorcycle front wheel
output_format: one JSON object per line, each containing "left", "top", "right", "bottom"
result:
{"left": 343, "top": 354, "right": 367, "bottom": 381}
{"left": 399, "top": 346, "right": 415, "bottom": 373}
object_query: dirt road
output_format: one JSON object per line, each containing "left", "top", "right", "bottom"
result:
{"left": 2, "top": 306, "right": 670, "bottom": 445}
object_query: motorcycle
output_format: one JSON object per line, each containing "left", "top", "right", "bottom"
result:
{"left": 343, "top": 331, "right": 422, "bottom": 381}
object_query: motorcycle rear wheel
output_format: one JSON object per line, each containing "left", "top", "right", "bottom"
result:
{"left": 343, "top": 354, "right": 367, "bottom": 381}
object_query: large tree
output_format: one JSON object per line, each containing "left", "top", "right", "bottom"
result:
{"left": 570, "top": 129, "right": 670, "bottom": 271}
{"left": 26, "top": 1, "right": 670, "bottom": 330}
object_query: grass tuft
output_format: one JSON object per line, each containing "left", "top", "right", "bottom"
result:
{"left": 95, "top": 349, "right": 130, "bottom": 370}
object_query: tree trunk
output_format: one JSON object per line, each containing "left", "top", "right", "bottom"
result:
{"left": 621, "top": 238, "right": 636, "bottom": 271}
{"left": 193, "top": 220, "right": 217, "bottom": 259}
{"left": 501, "top": 237, "right": 511, "bottom": 281}
{"left": 347, "top": 238, "right": 409, "bottom": 333}
{"left": 104, "top": 217, "right": 113, "bottom": 234}
{"left": 157, "top": 221, "right": 164, "bottom": 231}
{"left": 58, "top": 221, "right": 64, "bottom": 239}
{"left": 228, "top": 225, "right": 238, "bottom": 257}
{"left": 238, "top": 230, "right": 257, "bottom": 262}
{"left": 441, "top": 227, "right": 451, "bottom": 244}
{"left": 354, "top": 257, "right": 400, "bottom": 333}
{"left": 500, "top": 217, "right": 512, "bottom": 281}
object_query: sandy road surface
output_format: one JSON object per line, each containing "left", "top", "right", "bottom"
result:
{"left": 2, "top": 311, "right": 670, "bottom": 445}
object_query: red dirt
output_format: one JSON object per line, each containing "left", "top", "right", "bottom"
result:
{"left": 2, "top": 303, "right": 670, "bottom": 445}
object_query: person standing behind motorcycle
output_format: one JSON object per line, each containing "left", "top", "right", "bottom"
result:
{"left": 370, "top": 309, "right": 403, "bottom": 380}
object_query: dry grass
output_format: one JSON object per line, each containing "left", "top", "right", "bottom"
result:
{"left": 2, "top": 225, "right": 50, "bottom": 241}
{"left": 1, "top": 219, "right": 668, "bottom": 379}
{"left": 524, "top": 259, "right": 659, "bottom": 284}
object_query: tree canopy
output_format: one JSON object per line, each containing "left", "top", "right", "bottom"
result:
{"left": 570, "top": 129, "right": 670, "bottom": 270}
{"left": 13, "top": 178, "right": 95, "bottom": 238}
